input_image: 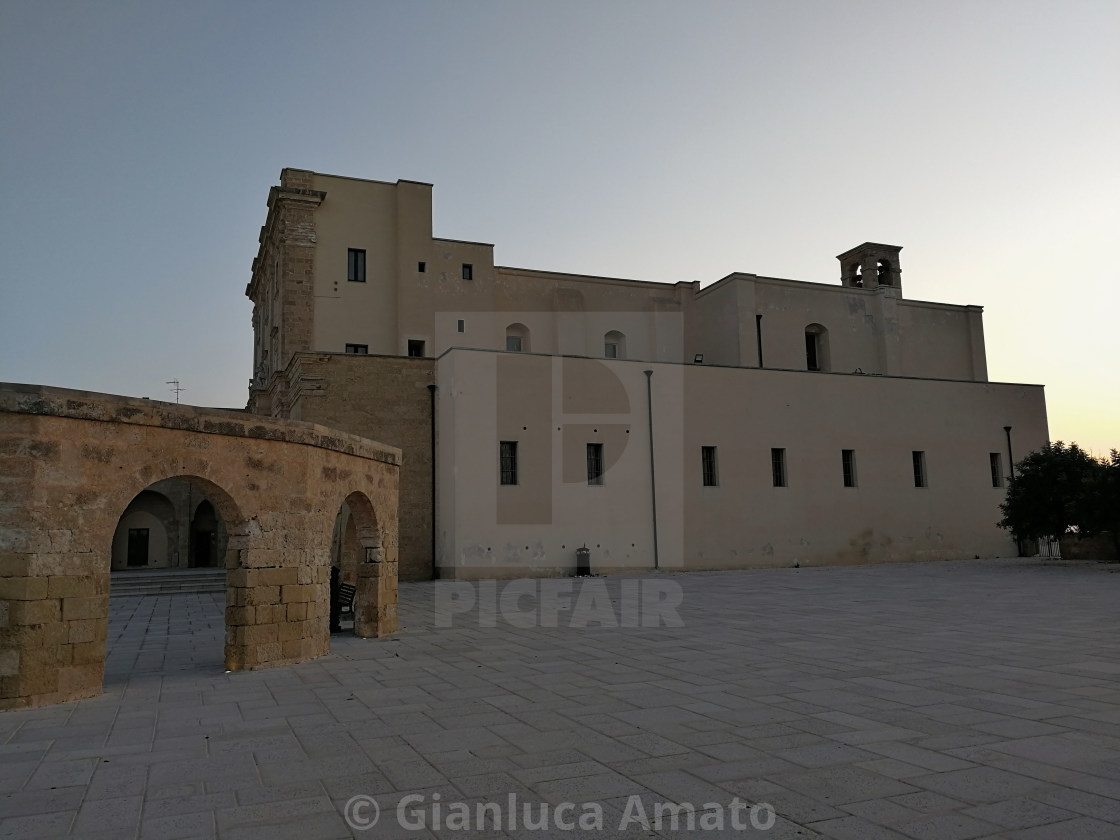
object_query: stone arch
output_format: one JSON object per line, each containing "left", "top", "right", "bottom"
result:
{"left": 1, "top": 383, "right": 400, "bottom": 708}
{"left": 109, "top": 474, "right": 246, "bottom": 573}
{"left": 604, "top": 330, "right": 626, "bottom": 359}
{"left": 877, "top": 259, "right": 893, "bottom": 286}
{"left": 505, "top": 322, "right": 530, "bottom": 352}
{"left": 331, "top": 490, "right": 393, "bottom": 638}
{"left": 805, "top": 323, "right": 830, "bottom": 372}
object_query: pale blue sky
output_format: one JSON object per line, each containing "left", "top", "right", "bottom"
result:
{"left": 1, "top": 1, "right": 1117, "bottom": 454}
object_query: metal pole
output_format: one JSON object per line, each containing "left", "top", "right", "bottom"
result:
{"left": 428, "top": 383, "right": 438, "bottom": 578}
{"left": 644, "top": 370, "right": 659, "bottom": 570}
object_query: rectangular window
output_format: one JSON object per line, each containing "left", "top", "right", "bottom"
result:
{"left": 499, "top": 441, "right": 518, "bottom": 486}
{"left": 604, "top": 342, "right": 618, "bottom": 359}
{"left": 701, "top": 446, "right": 718, "bottom": 487}
{"left": 418, "top": 261, "right": 426, "bottom": 273}
{"left": 587, "top": 443, "right": 604, "bottom": 486}
{"left": 842, "top": 449, "right": 857, "bottom": 487}
{"left": 345, "top": 344, "right": 368, "bottom": 354}
{"left": 457, "top": 319, "right": 465, "bottom": 333}
{"left": 461, "top": 263, "right": 473, "bottom": 280}
{"left": 805, "top": 333, "right": 819, "bottom": 371}
{"left": 990, "top": 452, "right": 1003, "bottom": 488}
{"left": 347, "top": 248, "right": 366, "bottom": 282}
{"left": 913, "top": 451, "right": 927, "bottom": 487}
{"left": 771, "top": 448, "right": 787, "bottom": 487}
{"left": 506, "top": 335, "right": 523, "bottom": 352}
{"left": 407, "top": 340, "right": 425, "bottom": 357}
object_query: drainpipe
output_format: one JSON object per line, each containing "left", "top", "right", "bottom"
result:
{"left": 428, "top": 383, "right": 437, "bottom": 579}
{"left": 644, "top": 370, "right": 659, "bottom": 570}
{"left": 1003, "top": 426, "right": 1015, "bottom": 480}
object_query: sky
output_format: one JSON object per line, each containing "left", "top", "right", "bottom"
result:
{"left": 1, "top": 1, "right": 1117, "bottom": 456}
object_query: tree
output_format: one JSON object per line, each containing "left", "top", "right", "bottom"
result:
{"left": 998, "top": 442, "right": 1109, "bottom": 549}
{"left": 1087, "top": 450, "right": 1120, "bottom": 558}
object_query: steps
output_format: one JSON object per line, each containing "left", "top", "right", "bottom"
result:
{"left": 109, "top": 568, "right": 226, "bottom": 597}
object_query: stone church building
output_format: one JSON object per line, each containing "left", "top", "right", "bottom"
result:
{"left": 245, "top": 168, "right": 1049, "bottom": 581}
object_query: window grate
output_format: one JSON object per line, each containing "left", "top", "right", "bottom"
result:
{"left": 587, "top": 443, "right": 604, "bottom": 486}
{"left": 500, "top": 441, "right": 518, "bottom": 486}
{"left": 842, "top": 449, "right": 857, "bottom": 487}
{"left": 771, "top": 448, "right": 786, "bottom": 487}
{"left": 702, "top": 446, "right": 718, "bottom": 486}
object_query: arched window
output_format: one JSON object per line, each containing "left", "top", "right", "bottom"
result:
{"left": 604, "top": 330, "right": 626, "bottom": 359}
{"left": 877, "top": 259, "right": 893, "bottom": 286}
{"left": 505, "top": 323, "right": 530, "bottom": 352}
{"left": 805, "top": 324, "right": 830, "bottom": 372}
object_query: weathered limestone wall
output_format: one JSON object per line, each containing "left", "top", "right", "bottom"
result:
{"left": 0, "top": 383, "right": 400, "bottom": 710}
{"left": 252, "top": 352, "right": 436, "bottom": 581}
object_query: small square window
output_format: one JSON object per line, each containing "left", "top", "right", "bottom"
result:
{"left": 407, "top": 340, "right": 425, "bottom": 357}
{"left": 506, "top": 336, "right": 523, "bottom": 352}
{"left": 345, "top": 343, "right": 368, "bottom": 354}
{"left": 587, "top": 443, "right": 604, "bottom": 486}
{"left": 457, "top": 319, "right": 465, "bottom": 333}
{"left": 701, "top": 446, "right": 718, "bottom": 487}
{"left": 842, "top": 449, "right": 857, "bottom": 487}
{"left": 990, "top": 452, "right": 1003, "bottom": 488}
{"left": 604, "top": 342, "right": 618, "bottom": 359}
{"left": 347, "top": 249, "right": 366, "bottom": 282}
{"left": 418, "top": 261, "right": 426, "bottom": 273}
{"left": 913, "top": 451, "right": 927, "bottom": 488}
{"left": 461, "top": 263, "right": 473, "bottom": 281}
{"left": 771, "top": 448, "right": 787, "bottom": 487}
{"left": 500, "top": 441, "right": 518, "bottom": 486}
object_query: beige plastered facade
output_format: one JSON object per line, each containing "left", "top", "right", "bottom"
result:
{"left": 246, "top": 168, "right": 1049, "bottom": 580}
{"left": 0, "top": 383, "right": 400, "bottom": 710}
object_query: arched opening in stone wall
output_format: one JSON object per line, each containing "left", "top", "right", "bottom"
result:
{"left": 604, "top": 330, "right": 626, "bottom": 359}
{"left": 105, "top": 476, "right": 242, "bottom": 687}
{"left": 877, "top": 259, "right": 893, "bottom": 285}
{"left": 189, "top": 499, "right": 222, "bottom": 568}
{"left": 505, "top": 322, "right": 531, "bottom": 353}
{"left": 328, "top": 492, "right": 382, "bottom": 640}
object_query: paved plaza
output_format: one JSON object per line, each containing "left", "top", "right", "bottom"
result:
{"left": 2, "top": 558, "right": 1120, "bottom": 839}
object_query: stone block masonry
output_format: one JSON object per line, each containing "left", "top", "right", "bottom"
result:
{"left": 0, "top": 382, "right": 400, "bottom": 709}
{"left": 253, "top": 352, "right": 435, "bottom": 581}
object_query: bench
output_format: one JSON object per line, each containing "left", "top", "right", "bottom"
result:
{"left": 338, "top": 583, "right": 357, "bottom": 623}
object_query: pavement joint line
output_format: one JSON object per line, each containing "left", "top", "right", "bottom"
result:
{"left": 1, "top": 558, "right": 1119, "bottom": 839}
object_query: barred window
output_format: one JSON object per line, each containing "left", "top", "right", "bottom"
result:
{"left": 587, "top": 443, "right": 604, "bottom": 486}
{"left": 913, "top": 451, "right": 927, "bottom": 488}
{"left": 771, "top": 448, "right": 786, "bottom": 487}
{"left": 842, "top": 449, "right": 857, "bottom": 487}
{"left": 499, "top": 441, "right": 518, "bottom": 486}
{"left": 701, "top": 446, "right": 718, "bottom": 487}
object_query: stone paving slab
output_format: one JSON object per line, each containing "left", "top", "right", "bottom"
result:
{"left": 1, "top": 558, "right": 1119, "bottom": 839}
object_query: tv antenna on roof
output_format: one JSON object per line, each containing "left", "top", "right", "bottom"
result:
{"left": 166, "top": 379, "right": 185, "bottom": 404}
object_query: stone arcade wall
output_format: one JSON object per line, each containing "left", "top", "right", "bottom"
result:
{"left": 0, "top": 383, "right": 400, "bottom": 710}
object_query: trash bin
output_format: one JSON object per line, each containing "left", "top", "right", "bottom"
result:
{"left": 575, "top": 546, "right": 591, "bottom": 577}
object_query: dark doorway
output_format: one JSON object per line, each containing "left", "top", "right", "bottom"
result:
{"left": 190, "top": 500, "right": 217, "bottom": 568}
{"left": 127, "top": 528, "right": 149, "bottom": 566}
